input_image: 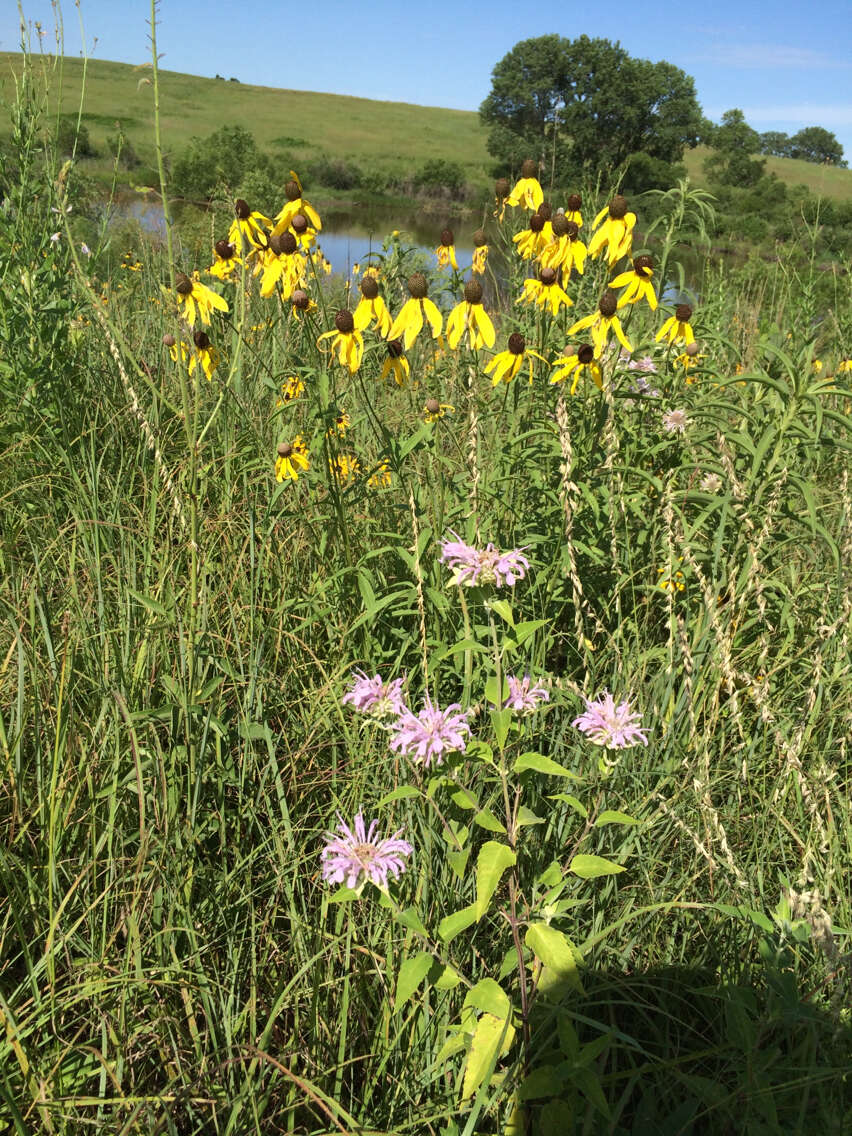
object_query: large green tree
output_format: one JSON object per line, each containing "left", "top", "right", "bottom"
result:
{"left": 788, "top": 126, "right": 845, "bottom": 166}
{"left": 479, "top": 35, "right": 703, "bottom": 179}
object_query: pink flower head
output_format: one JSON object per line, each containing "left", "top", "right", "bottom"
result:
{"left": 503, "top": 674, "right": 550, "bottom": 715}
{"left": 321, "top": 810, "right": 412, "bottom": 891}
{"left": 662, "top": 408, "right": 689, "bottom": 434}
{"left": 342, "top": 670, "right": 407, "bottom": 719}
{"left": 389, "top": 696, "right": 471, "bottom": 767}
{"left": 572, "top": 691, "right": 648, "bottom": 749}
{"left": 439, "top": 530, "right": 529, "bottom": 588}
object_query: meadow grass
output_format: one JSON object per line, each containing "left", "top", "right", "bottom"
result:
{"left": 1, "top": 41, "right": 852, "bottom": 1136}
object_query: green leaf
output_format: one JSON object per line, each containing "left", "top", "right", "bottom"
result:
{"left": 473, "top": 809, "right": 506, "bottom": 834}
{"left": 396, "top": 906, "right": 427, "bottom": 935}
{"left": 447, "top": 846, "right": 471, "bottom": 880}
{"left": 463, "top": 977, "right": 511, "bottom": 1019}
{"left": 490, "top": 599, "right": 515, "bottom": 626}
{"left": 518, "top": 1065, "right": 566, "bottom": 1101}
{"left": 506, "top": 618, "right": 547, "bottom": 649}
{"left": 461, "top": 1012, "right": 515, "bottom": 1101}
{"left": 516, "top": 805, "right": 545, "bottom": 827}
{"left": 438, "top": 904, "right": 478, "bottom": 943}
{"left": 490, "top": 707, "right": 512, "bottom": 748}
{"left": 327, "top": 886, "right": 359, "bottom": 904}
{"left": 550, "top": 793, "right": 588, "bottom": 817}
{"left": 515, "top": 752, "right": 578, "bottom": 778}
{"left": 378, "top": 785, "right": 420, "bottom": 806}
{"left": 432, "top": 638, "right": 487, "bottom": 663}
{"left": 433, "top": 963, "right": 463, "bottom": 990}
{"left": 394, "top": 951, "right": 433, "bottom": 1011}
{"left": 450, "top": 787, "right": 478, "bottom": 810}
{"left": 568, "top": 854, "right": 625, "bottom": 879}
{"left": 594, "top": 810, "right": 640, "bottom": 827}
{"left": 474, "top": 841, "right": 516, "bottom": 918}
{"left": 525, "top": 923, "right": 583, "bottom": 993}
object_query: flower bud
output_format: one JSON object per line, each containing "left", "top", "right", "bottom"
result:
{"left": 277, "top": 442, "right": 293, "bottom": 458}
{"left": 425, "top": 398, "right": 441, "bottom": 414}
{"left": 162, "top": 333, "right": 176, "bottom": 347}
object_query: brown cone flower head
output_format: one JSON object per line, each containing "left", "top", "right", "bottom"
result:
{"left": 407, "top": 273, "right": 428, "bottom": 299}
{"left": 521, "top": 159, "right": 538, "bottom": 178}
{"left": 599, "top": 291, "right": 618, "bottom": 318}
{"left": 360, "top": 275, "right": 379, "bottom": 299}
{"left": 551, "top": 214, "right": 569, "bottom": 237}
{"left": 562, "top": 344, "right": 578, "bottom": 357}
{"left": 440, "top": 227, "right": 454, "bottom": 247}
{"left": 566, "top": 193, "right": 582, "bottom": 212}
{"left": 464, "top": 278, "right": 483, "bottom": 304}
{"left": 609, "top": 195, "right": 628, "bottom": 220}
{"left": 473, "top": 228, "right": 487, "bottom": 247}
{"left": 425, "top": 397, "right": 441, "bottom": 414}
{"left": 285, "top": 180, "right": 301, "bottom": 201}
{"left": 387, "top": 338, "right": 404, "bottom": 358}
{"left": 528, "top": 214, "right": 545, "bottom": 233}
{"left": 335, "top": 310, "right": 355, "bottom": 334}
{"left": 495, "top": 177, "right": 510, "bottom": 199}
{"left": 162, "top": 333, "right": 176, "bottom": 347}
{"left": 277, "top": 442, "right": 293, "bottom": 458}
{"left": 676, "top": 304, "right": 693, "bottom": 322}
{"left": 577, "top": 344, "right": 595, "bottom": 364}
{"left": 193, "top": 330, "right": 210, "bottom": 349}
{"left": 538, "top": 201, "right": 553, "bottom": 221}
{"left": 270, "top": 232, "right": 298, "bottom": 255}
{"left": 234, "top": 199, "right": 251, "bottom": 220}
{"left": 215, "top": 239, "right": 236, "bottom": 259}
{"left": 291, "top": 213, "right": 308, "bottom": 234}
{"left": 634, "top": 254, "right": 654, "bottom": 276}
{"left": 686, "top": 341, "right": 701, "bottom": 357}
{"left": 507, "top": 332, "right": 526, "bottom": 355}
{"left": 176, "top": 273, "right": 192, "bottom": 295}
{"left": 539, "top": 266, "right": 557, "bottom": 286}
{"left": 292, "top": 289, "right": 310, "bottom": 310}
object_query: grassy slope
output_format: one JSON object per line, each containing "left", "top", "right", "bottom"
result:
{"left": 1, "top": 52, "right": 851, "bottom": 202}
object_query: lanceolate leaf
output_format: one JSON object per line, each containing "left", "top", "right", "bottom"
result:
{"left": 394, "top": 951, "right": 433, "bottom": 1012}
{"left": 568, "top": 854, "right": 625, "bottom": 879}
{"left": 474, "top": 842, "right": 516, "bottom": 918}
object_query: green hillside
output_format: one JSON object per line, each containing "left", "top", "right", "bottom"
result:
{"left": 1, "top": 52, "right": 850, "bottom": 201}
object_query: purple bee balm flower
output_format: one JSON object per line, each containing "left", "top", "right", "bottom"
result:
{"left": 439, "top": 530, "right": 529, "bottom": 588}
{"left": 321, "top": 810, "right": 413, "bottom": 891}
{"left": 572, "top": 691, "right": 649, "bottom": 749}
{"left": 342, "top": 670, "right": 407, "bottom": 719}
{"left": 503, "top": 674, "right": 550, "bottom": 715}
{"left": 389, "top": 696, "right": 471, "bottom": 767}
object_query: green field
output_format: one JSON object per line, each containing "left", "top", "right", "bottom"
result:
{"left": 2, "top": 51, "right": 851, "bottom": 202}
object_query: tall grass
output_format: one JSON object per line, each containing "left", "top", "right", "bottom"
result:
{"left": 1, "top": 24, "right": 851, "bottom": 1136}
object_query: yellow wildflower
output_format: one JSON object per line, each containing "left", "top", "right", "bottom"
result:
{"left": 353, "top": 276, "right": 392, "bottom": 337}
{"left": 368, "top": 461, "right": 392, "bottom": 488}
{"left": 317, "top": 310, "right": 364, "bottom": 373}
{"left": 436, "top": 227, "right": 459, "bottom": 271}
{"left": 228, "top": 198, "right": 270, "bottom": 254}
{"left": 424, "top": 397, "right": 455, "bottom": 422}
{"left": 656, "top": 303, "right": 696, "bottom": 347}
{"left": 175, "top": 272, "right": 228, "bottom": 327}
{"left": 277, "top": 376, "right": 304, "bottom": 405}
{"left": 484, "top": 332, "right": 548, "bottom": 386}
{"left": 381, "top": 339, "right": 410, "bottom": 386}
{"left": 588, "top": 195, "right": 636, "bottom": 266}
{"left": 446, "top": 279, "right": 496, "bottom": 350}
{"left": 275, "top": 436, "right": 310, "bottom": 482}
{"left": 327, "top": 410, "right": 350, "bottom": 439}
{"left": 207, "top": 239, "right": 242, "bottom": 280}
{"left": 389, "top": 274, "right": 443, "bottom": 350}
{"left": 517, "top": 267, "right": 573, "bottom": 317}
{"left": 610, "top": 255, "right": 658, "bottom": 310}
{"left": 472, "top": 229, "right": 489, "bottom": 275}
{"left": 260, "top": 232, "right": 306, "bottom": 299}
{"left": 329, "top": 454, "right": 360, "bottom": 483}
{"left": 506, "top": 159, "right": 543, "bottom": 211}
{"left": 540, "top": 217, "right": 587, "bottom": 276}
{"left": 567, "top": 291, "right": 633, "bottom": 356}
{"left": 550, "top": 344, "right": 603, "bottom": 394}
{"left": 513, "top": 213, "right": 548, "bottom": 260}
{"left": 273, "top": 172, "right": 322, "bottom": 233}
{"left": 564, "top": 193, "right": 583, "bottom": 229}
{"left": 188, "top": 330, "right": 220, "bottom": 380}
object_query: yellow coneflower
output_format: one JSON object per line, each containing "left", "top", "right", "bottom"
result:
{"left": 353, "top": 275, "right": 392, "bottom": 337}
{"left": 540, "top": 217, "right": 587, "bottom": 276}
{"left": 290, "top": 289, "right": 317, "bottom": 320}
{"left": 567, "top": 291, "right": 633, "bottom": 356}
{"left": 675, "top": 341, "right": 703, "bottom": 379}
{"left": 513, "top": 213, "right": 548, "bottom": 260}
{"left": 273, "top": 172, "right": 322, "bottom": 233}
{"left": 435, "top": 227, "right": 459, "bottom": 271}
{"left": 564, "top": 193, "right": 583, "bottom": 229}
{"left": 175, "top": 272, "right": 228, "bottom": 327}
{"left": 388, "top": 274, "right": 443, "bottom": 350}
{"left": 207, "top": 239, "right": 242, "bottom": 280}
{"left": 424, "top": 397, "right": 455, "bottom": 422}
{"left": 277, "top": 376, "right": 305, "bottom": 405}
{"left": 329, "top": 453, "right": 360, "bottom": 483}
{"left": 550, "top": 344, "right": 603, "bottom": 394}
{"left": 228, "top": 198, "right": 270, "bottom": 254}
{"left": 317, "top": 310, "right": 364, "bottom": 373}
{"left": 610, "top": 254, "right": 657, "bottom": 311}
{"left": 275, "top": 436, "right": 310, "bottom": 482}
{"left": 517, "top": 267, "right": 573, "bottom": 317}
{"left": 588, "top": 195, "right": 636, "bottom": 266}
{"left": 837, "top": 359, "right": 852, "bottom": 373}
{"left": 506, "top": 159, "right": 543, "bottom": 211}
{"left": 260, "top": 232, "right": 306, "bottom": 299}
{"left": 484, "top": 332, "right": 547, "bottom": 386}
{"left": 656, "top": 303, "right": 696, "bottom": 347}
{"left": 368, "top": 461, "right": 392, "bottom": 488}
{"left": 381, "top": 339, "right": 411, "bottom": 386}
{"left": 446, "top": 278, "right": 496, "bottom": 350}
{"left": 493, "top": 177, "right": 510, "bottom": 222}
{"left": 327, "top": 409, "right": 350, "bottom": 438}
{"left": 187, "top": 329, "right": 220, "bottom": 380}
{"left": 472, "top": 229, "right": 489, "bottom": 275}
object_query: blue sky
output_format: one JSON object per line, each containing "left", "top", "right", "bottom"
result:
{"left": 4, "top": 0, "right": 852, "bottom": 161}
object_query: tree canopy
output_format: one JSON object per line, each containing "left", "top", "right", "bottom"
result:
{"left": 788, "top": 126, "right": 845, "bottom": 166}
{"left": 479, "top": 35, "right": 703, "bottom": 179}
{"left": 703, "top": 109, "right": 765, "bottom": 187}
